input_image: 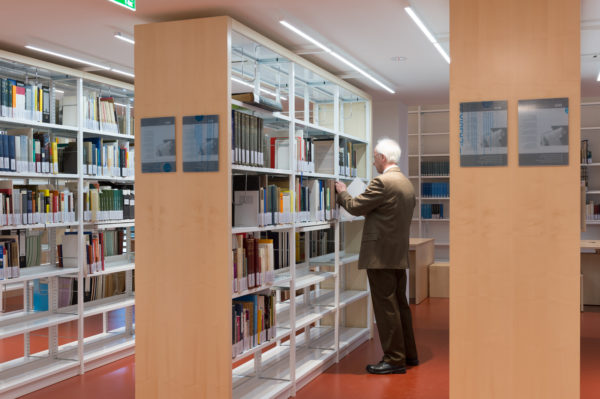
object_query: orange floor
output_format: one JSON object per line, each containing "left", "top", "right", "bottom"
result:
{"left": 6, "top": 298, "right": 600, "bottom": 398}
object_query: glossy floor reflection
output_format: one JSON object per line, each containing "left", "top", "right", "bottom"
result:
{"left": 8, "top": 299, "right": 600, "bottom": 398}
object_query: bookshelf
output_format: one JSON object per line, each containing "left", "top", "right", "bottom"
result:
{"left": 580, "top": 99, "right": 600, "bottom": 305}
{"left": 408, "top": 105, "right": 450, "bottom": 261}
{"left": 135, "top": 16, "right": 372, "bottom": 399}
{"left": 0, "top": 50, "right": 135, "bottom": 398}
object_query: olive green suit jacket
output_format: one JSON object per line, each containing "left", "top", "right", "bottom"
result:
{"left": 337, "top": 166, "right": 415, "bottom": 270}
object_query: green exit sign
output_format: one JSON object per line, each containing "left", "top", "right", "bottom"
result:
{"left": 109, "top": 0, "right": 135, "bottom": 11}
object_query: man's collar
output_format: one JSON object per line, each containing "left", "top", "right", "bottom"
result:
{"left": 383, "top": 165, "right": 399, "bottom": 174}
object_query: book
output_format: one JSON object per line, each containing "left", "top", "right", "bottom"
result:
{"left": 232, "top": 92, "right": 283, "bottom": 112}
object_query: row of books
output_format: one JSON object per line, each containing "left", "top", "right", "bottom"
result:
{"left": 58, "top": 230, "right": 125, "bottom": 276}
{"left": 63, "top": 94, "right": 122, "bottom": 134}
{"left": 82, "top": 139, "right": 135, "bottom": 178}
{"left": 308, "top": 228, "right": 335, "bottom": 258}
{"left": 1, "top": 227, "right": 130, "bottom": 281}
{"left": 421, "top": 204, "right": 445, "bottom": 219}
{"left": 0, "top": 184, "right": 76, "bottom": 226}
{"left": 232, "top": 293, "right": 276, "bottom": 358}
{"left": 421, "top": 182, "right": 450, "bottom": 198}
{"left": 582, "top": 166, "right": 589, "bottom": 187}
{"left": 232, "top": 110, "right": 264, "bottom": 167}
{"left": 339, "top": 139, "right": 358, "bottom": 178}
{"left": 55, "top": 271, "right": 130, "bottom": 309}
{"left": 268, "top": 136, "right": 361, "bottom": 178}
{"left": 83, "top": 186, "right": 135, "bottom": 222}
{"left": 0, "top": 231, "right": 43, "bottom": 280}
{"left": 268, "top": 133, "right": 316, "bottom": 174}
{"left": 581, "top": 140, "right": 593, "bottom": 164}
{"left": 585, "top": 201, "right": 600, "bottom": 220}
{"left": 0, "top": 129, "right": 73, "bottom": 174}
{"left": 421, "top": 160, "right": 449, "bottom": 176}
{"left": 232, "top": 175, "right": 338, "bottom": 228}
{"left": 0, "top": 78, "right": 50, "bottom": 122}
{"left": 232, "top": 234, "right": 275, "bottom": 293}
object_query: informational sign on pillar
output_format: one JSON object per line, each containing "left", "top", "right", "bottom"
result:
{"left": 108, "top": 0, "right": 135, "bottom": 11}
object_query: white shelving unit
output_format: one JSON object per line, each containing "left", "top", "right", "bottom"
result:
{"left": 228, "top": 22, "right": 372, "bottom": 399}
{"left": 408, "top": 105, "right": 450, "bottom": 261}
{"left": 0, "top": 50, "right": 135, "bottom": 398}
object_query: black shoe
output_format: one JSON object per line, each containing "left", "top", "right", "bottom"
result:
{"left": 366, "top": 361, "right": 406, "bottom": 375}
{"left": 406, "top": 358, "right": 419, "bottom": 366}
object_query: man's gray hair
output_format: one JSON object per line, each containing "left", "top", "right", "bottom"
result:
{"left": 375, "top": 138, "right": 402, "bottom": 164}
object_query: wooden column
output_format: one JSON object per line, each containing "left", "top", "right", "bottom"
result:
{"left": 134, "top": 17, "right": 232, "bottom": 398}
{"left": 449, "top": 1, "right": 580, "bottom": 398}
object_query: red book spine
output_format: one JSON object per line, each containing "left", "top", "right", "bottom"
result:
{"left": 99, "top": 232, "right": 105, "bottom": 270}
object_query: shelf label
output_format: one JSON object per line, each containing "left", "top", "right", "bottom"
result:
{"left": 141, "top": 117, "right": 176, "bottom": 173}
{"left": 459, "top": 100, "right": 508, "bottom": 167}
{"left": 182, "top": 115, "right": 219, "bottom": 172}
{"left": 518, "top": 98, "right": 569, "bottom": 166}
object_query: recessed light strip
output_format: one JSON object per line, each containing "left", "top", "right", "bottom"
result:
{"left": 25, "top": 45, "right": 110, "bottom": 70}
{"left": 114, "top": 33, "right": 135, "bottom": 45}
{"left": 25, "top": 45, "right": 135, "bottom": 77}
{"left": 231, "top": 77, "right": 288, "bottom": 100}
{"left": 404, "top": 7, "right": 450, "bottom": 64}
{"left": 279, "top": 20, "right": 395, "bottom": 94}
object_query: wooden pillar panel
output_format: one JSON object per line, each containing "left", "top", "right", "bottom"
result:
{"left": 449, "top": 1, "right": 580, "bottom": 398}
{"left": 134, "top": 17, "right": 232, "bottom": 399}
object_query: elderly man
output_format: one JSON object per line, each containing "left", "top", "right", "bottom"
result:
{"left": 335, "top": 138, "right": 418, "bottom": 375}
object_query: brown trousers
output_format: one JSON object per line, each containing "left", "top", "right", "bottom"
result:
{"left": 367, "top": 268, "right": 418, "bottom": 366}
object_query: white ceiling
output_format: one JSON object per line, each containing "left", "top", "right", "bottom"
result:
{"left": 1, "top": 0, "right": 599, "bottom": 104}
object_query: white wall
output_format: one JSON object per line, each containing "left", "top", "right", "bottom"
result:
{"left": 372, "top": 100, "right": 409, "bottom": 176}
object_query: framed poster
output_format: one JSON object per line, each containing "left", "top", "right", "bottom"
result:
{"left": 182, "top": 115, "right": 219, "bottom": 172}
{"left": 140, "top": 116, "right": 176, "bottom": 173}
{"left": 518, "top": 98, "right": 569, "bottom": 166}
{"left": 459, "top": 101, "right": 508, "bottom": 167}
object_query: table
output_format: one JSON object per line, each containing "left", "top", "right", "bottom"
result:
{"left": 409, "top": 238, "right": 435, "bottom": 304}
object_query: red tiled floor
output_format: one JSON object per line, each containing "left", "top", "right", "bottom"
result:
{"left": 295, "top": 298, "right": 449, "bottom": 399}
{"left": 6, "top": 299, "right": 600, "bottom": 398}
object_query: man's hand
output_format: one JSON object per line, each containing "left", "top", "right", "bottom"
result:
{"left": 335, "top": 181, "right": 347, "bottom": 193}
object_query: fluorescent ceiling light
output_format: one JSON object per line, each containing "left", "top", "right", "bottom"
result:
{"left": 279, "top": 20, "right": 395, "bottom": 94}
{"left": 115, "top": 102, "right": 133, "bottom": 108}
{"left": 114, "top": 32, "right": 135, "bottom": 45}
{"left": 25, "top": 45, "right": 110, "bottom": 70}
{"left": 231, "top": 77, "right": 288, "bottom": 100}
{"left": 111, "top": 68, "right": 135, "bottom": 78}
{"left": 53, "top": 89, "right": 64, "bottom": 94}
{"left": 280, "top": 21, "right": 332, "bottom": 53}
{"left": 405, "top": 7, "right": 450, "bottom": 64}
{"left": 597, "top": 70, "right": 600, "bottom": 82}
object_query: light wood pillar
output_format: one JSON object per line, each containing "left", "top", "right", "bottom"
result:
{"left": 449, "top": 1, "right": 580, "bottom": 398}
{"left": 134, "top": 17, "right": 232, "bottom": 398}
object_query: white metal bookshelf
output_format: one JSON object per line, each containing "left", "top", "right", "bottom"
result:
{"left": 408, "top": 105, "right": 450, "bottom": 261}
{"left": 0, "top": 50, "right": 135, "bottom": 398}
{"left": 229, "top": 22, "right": 373, "bottom": 399}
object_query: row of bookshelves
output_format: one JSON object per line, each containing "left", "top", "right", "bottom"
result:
{"left": 0, "top": 78, "right": 132, "bottom": 136}
{"left": 232, "top": 326, "right": 369, "bottom": 399}
{"left": 0, "top": 325, "right": 134, "bottom": 398}
{"left": 231, "top": 165, "right": 369, "bottom": 184}
{"left": 231, "top": 287, "right": 368, "bottom": 363}
{"left": 0, "top": 116, "right": 135, "bottom": 142}
{"left": 0, "top": 49, "right": 135, "bottom": 398}
{"left": 0, "top": 259, "right": 134, "bottom": 285}
{"left": 409, "top": 105, "right": 451, "bottom": 262}
{"left": 0, "top": 294, "right": 134, "bottom": 340}
{"left": 231, "top": 100, "right": 368, "bottom": 144}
